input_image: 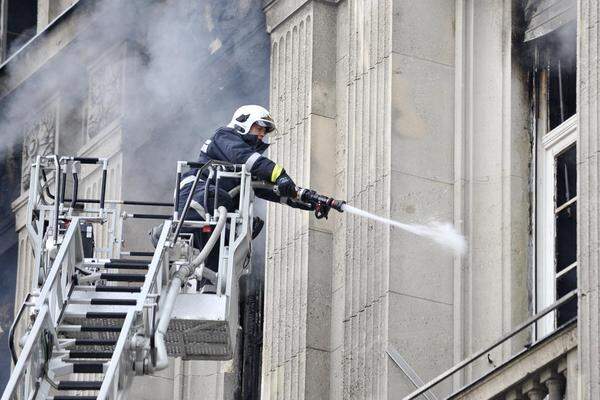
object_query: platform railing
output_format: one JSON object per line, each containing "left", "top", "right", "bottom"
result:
{"left": 2, "top": 219, "right": 83, "bottom": 400}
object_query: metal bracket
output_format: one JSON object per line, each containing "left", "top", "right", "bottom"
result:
{"left": 387, "top": 347, "right": 438, "bottom": 400}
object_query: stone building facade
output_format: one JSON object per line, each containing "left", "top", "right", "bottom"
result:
{"left": 1, "top": 0, "right": 598, "bottom": 399}
{"left": 261, "top": 0, "right": 591, "bottom": 399}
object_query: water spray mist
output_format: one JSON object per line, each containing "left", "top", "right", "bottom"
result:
{"left": 295, "top": 187, "right": 467, "bottom": 255}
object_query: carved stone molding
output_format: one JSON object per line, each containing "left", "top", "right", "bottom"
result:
{"left": 86, "top": 44, "right": 125, "bottom": 139}
{"left": 21, "top": 100, "right": 59, "bottom": 193}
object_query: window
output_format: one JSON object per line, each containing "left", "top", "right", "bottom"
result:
{"left": 532, "top": 20, "right": 577, "bottom": 338}
{"left": 4, "top": 0, "right": 37, "bottom": 59}
{"left": 531, "top": 22, "right": 576, "bottom": 134}
{"left": 536, "top": 117, "right": 577, "bottom": 337}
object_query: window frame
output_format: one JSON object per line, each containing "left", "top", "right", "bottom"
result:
{"left": 535, "top": 114, "right": 577, "bottom": 339}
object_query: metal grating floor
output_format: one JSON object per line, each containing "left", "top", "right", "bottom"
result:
{"left": 166, "top": 319, "right": 232, "bottom": 360}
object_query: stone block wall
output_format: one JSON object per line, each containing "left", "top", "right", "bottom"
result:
{"left": 333, "top": 0, "right": 392, "bottom": 398}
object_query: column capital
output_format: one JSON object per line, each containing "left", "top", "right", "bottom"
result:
{"left": 539, "top": 365, "right": 559, "bottom": 383}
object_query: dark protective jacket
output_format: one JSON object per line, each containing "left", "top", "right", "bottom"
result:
{"left": 188, "top": 126, "right": 281, "bottom": 188}
{"left": 179, "top": 127, "right": 307, "bottom": 215}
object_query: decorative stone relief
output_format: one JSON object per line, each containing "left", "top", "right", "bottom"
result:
{"left": 86, "top": 45, "right": 125, "bottom": 139}
{"left": 21, "top": 101, "right": 59, "bottom": 193}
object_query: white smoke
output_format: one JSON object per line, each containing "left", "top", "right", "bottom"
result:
{"left": 0, "top": 0, "right": 269, "bottom": 166}
{"left": 0, "top": 0, "right": 270, "bottom": 387}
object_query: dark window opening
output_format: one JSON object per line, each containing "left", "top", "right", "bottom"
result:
{"left": 6, "top": 0, "right": 37, "bottom": 58}
{"left": 556, "top": 269, "right": 577, "bottom": 326}
{"left": 554, "top": 144, "right": 577, "bottom": 326}
{"left": 532, "top": 21, "right": 576, "bottom": 134}
{"left": 555, "top": 143, "right": 577, "bottom": 207}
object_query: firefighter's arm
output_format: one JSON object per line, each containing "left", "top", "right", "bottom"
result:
{"left": 253, "top": 188, "right": 315, "bottom": 210}
{"left": 213, "top": 134, "right": 295, "bottom": 195}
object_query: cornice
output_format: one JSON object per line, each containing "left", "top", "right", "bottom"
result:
{"left": 263, "top": 0, "right": 340, "bottom": 33}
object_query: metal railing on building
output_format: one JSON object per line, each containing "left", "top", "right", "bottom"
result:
{"left": 401, "top": 290, "right": 578, "bottom": 400}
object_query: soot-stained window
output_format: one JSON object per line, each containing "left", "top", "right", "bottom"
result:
{"left": 529, "top": 5, "right": 578, "bottom": 338}
{"left": 532, "top": 21, "right": 576, "bottom": 134}
{"left": 5, "top": 0, "right": 37, "bottom": 58}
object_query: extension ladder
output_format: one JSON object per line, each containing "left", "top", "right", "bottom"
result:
{"left": 2, "top": 155, "right": 256, "bottom": 400}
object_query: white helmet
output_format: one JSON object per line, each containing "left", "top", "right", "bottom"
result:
{"left": 227, "top": 105, "right": 276, "bottom": 135}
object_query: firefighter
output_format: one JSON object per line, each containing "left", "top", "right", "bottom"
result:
{"left": 175, "top": 105, "right": 312, "bottom": 278}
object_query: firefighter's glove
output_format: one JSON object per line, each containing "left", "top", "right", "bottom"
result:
{"left": 276, "top": 173, "right": 297, "bottom": 198}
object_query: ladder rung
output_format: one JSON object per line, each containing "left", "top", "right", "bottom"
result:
{"left": 80, "top": 326, "right": 121, "bottom": 332}
{"left": 94, "top": 286, "right": 141, "bottom": 293}
{"left": 57, "top": 380, "right": 103, "bottom": 390}
{"left": 85, "top": 311, "right": 127, "bottom": 319}
{"left": 74, "top": 338, "right": 117, "bottom": 346}
{"left": 67, "top": 350, "right": 113, "bottom": 359}
{"left": 90, "top": 298, "right": 137, "bottom": 306}
{"left": 71, "top": 362, "right": 107, "bottom": 373}
{"left": 103, "top": 262, "right": 149, "bottom": 270}
{"left": 59, "top": 325, "right": 122, "bottom": 333}
{"left": 121, "top": 251, "right": 154, "bottom": 257}
{"left": 100, "top": 273, "right": 146, "bottom": 282}
{"left": 110, "top": 258, "right": 152, "bottom": 264}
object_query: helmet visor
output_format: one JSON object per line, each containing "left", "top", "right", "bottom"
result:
{"left": 256, "top": 118, "right": 276, "bottom": 133}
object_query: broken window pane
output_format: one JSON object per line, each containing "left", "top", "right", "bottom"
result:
{"left": 532, "top": 21, "right": 576, "bottom": 134}
{"left": 555, "top": 143, "right": 577, "bottom": 207}
{"left": 547, "top": 23, "right": 576, "bottom": 130}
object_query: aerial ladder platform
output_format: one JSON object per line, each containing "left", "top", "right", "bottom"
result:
{"left": 2, "top": 155, "right": 259, "bottom": 400}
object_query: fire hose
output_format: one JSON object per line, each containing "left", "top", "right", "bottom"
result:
{"left": 151, "top": 206, "right": 228, "bottom": 371}
{"left": 229, "top": 181, "right": 346, "bottom": 220}
{"left": 293, "top": 187, "right": 346, "bottom": 219}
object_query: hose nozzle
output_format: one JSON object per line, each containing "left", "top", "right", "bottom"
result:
{"left": 296, "top": 188, "right": 346, "bottom": 219}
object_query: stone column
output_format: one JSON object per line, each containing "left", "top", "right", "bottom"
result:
{"left": 37, "top": 0, "right": 78, "bottom": 30}
{"left": 540, "top": 367, "right": 565, "bottom": 400}
{"left": 38, "top": 0, "right": 52, "bottom": 30}
{"left": 262, "top": 1, "right": 337, "bottom": 399}
{"left": 332, "top": 0, "right": 392, "bottom": 399}
{"left": 453, "top": 0, "right": 531, "bottom": 384}
{"left": 577, "top": 0, "right": 600, "bottom": 397}
{"left": 522, "top": 379, "right": 547, "bottom": 400}
{"left": 504, "top": 388, "right": 524, "bottom": 400}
